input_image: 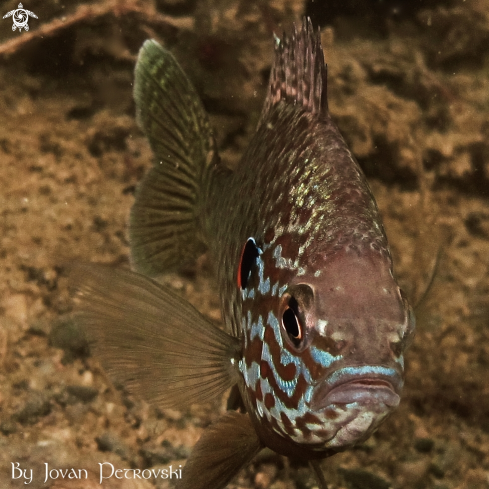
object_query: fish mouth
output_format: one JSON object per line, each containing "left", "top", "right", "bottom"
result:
{"left": 311, "top": 366, "right": 403, "bottom": 411}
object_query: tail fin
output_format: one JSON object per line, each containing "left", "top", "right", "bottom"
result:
{"left": 131, "top": 40, "right": 217, "bottom": 276}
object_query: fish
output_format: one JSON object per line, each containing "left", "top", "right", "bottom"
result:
{"left": 71, "top": 18, "right": 416, "bottom": 489}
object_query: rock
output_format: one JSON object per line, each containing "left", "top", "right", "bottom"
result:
{"left": 3, "top": 293, "right": 28, "bottom": 325}
{"left": 49, "top": 316, "right": 90, "bottom": 362}
{"left": 28, "top": 319, "right": 51, "bottom": 336}
{"left": 414, "top": 437, "right": 435, "bottom": 453}
{"left": 66, "top": 385, "right": 98, "bottom": 403}
{"left": 96, "top": 431, "right": 132, "bottom": 461}
{"left": 0, "top": 420, "right": 17, "bottom": 435}
{"left": 255, "top": 463, "right": 279, "bottom": 488}
{"left": 14, "top": 391, "right": 51, "bottom": 425}
{"left": 141, "top": 440, "right": 190, "bottom": 466}
{"left": 339, "top": 468, "right": 391, "bottom": 489}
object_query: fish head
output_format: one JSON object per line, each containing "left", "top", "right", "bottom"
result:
{"left": 238, "top": 236, "right": 415, "bottom": 453}
{"left": 301, "top": 248, "right": 415, "bottom": 449}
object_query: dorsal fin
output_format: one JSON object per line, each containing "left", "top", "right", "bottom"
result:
{"left": 261, "top": 17, "right": 327, "bottom": 120}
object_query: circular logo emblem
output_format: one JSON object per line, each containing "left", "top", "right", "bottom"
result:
{"left": 3, "top": 3, "right": 38, "bottom": 32}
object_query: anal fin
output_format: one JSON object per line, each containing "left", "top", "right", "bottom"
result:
{"left": 176, "top": 412, "right": 263, "bottom": 489}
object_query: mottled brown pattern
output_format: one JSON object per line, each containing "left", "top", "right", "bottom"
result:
{"left": 196, "top": 20, "right": 408, "bottom": 467}
{"left": 264, "top": 227, "right": 275, "bottom": 243}
{"left": 206, "top": 100, "right": 390, "bottom": 336}
{"left": 324, "top": 408, "right": 340, "bottom": 420}
{"left": 277, "top": 360, "right": 297, "bottom": 382}
{"left": 280, "top": 412, "right": 296, "bottom": 437}
{"left": 260, "top": 360, "right": 270, "bottom": 379}
{"left": 255, "top": 381, "right": 263, "bottom": 403}
{"left": 295, "top": 416, "right": 314, "bottom": 439}
{"left": 264, "top": 393, "right": 275, "bottom": 410}
{"left": 300, "top": 345, "right": 330, "bottom": 381}
{"left": 244, "top": 337, "right": 263, "bottom": 368}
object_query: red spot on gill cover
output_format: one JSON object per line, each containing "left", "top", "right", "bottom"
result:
{"left": 237, "top": 240, "right": 246, "bottom": 289}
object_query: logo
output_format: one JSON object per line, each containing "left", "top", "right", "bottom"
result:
{"left": 3, "top": 3, "right": 38, "bottom": 32}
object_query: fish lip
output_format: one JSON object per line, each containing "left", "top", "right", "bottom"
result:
{"left": 310, "top": 366, "right": 403, "bottom": 411}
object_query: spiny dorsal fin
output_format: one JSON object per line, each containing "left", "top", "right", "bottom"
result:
{"left": 261, "top": 17, "right": 327, "bottom": 120}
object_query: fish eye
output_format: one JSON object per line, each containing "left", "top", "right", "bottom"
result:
{"left": 237, "top": 238, "right": 260, "bottom": 290}
{"left": 282, "top": 295, "right": 303, "bottom": 346}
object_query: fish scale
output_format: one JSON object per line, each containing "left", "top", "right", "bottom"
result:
{"left": 72, "top": 18, "right": 415, "bottom": 489}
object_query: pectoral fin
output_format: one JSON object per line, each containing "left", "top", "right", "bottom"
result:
{"left": 70, "top": 263, "right": 240, "bottom": 409}
{"left": 176, "top": 411, "right": 263, "bottom": 489}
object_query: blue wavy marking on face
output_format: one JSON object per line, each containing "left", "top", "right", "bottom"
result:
{"left": 259, "top": 275, "right": 271, "bottom": 295}
{"left": 273, "top": 244, "right": 285, "bottom": 267}
{"left": 242, "top": 286, "right": 255, "bottom": 300}
{"left": 302, "top": 361, "right": 313, "bottom": 385}
{"left": 242, "top": 311, "right": 254, "bottom": 346}
{"left": 303, "top": 383, "right": 314, "bottom": 403}
{"left": 265, "top": 311, "right": 317, "bottom": 401}
{"left": 327, "top": 366, "right": 402, "bottom": 387}
{"left": 259, "top": 375, "right": 314, "bottom": 427}
{"left": 250, "top": 314, "right": 265, "bottom": 341}
{"left": 279, "top": 284, "right": 288, "bottom": 296}
{"left": 273, "top": 244, "right": 294, "bottom": 269}
{"left": 267, "top": 310, "right": 283, "bottom": 348}
{"left": 280, "top": 348, "right": 302, "bottom": 369}
{"left": 310, "top": 346, "right": 343, "bottom": 369}
{"left": 241, "top": 359, "right": 260, "bottom": 389}
{"left": 297, "top": 267, "right": 306, "bottom": 276}
{"left": 262, "top": 342, "right": 297, "bottom": 398}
